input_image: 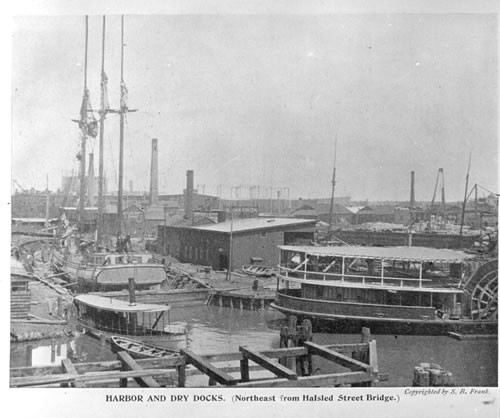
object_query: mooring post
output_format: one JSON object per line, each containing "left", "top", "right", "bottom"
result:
{"left": 286, "top": 316, "right": 297, "bottom": 372}
{"left": 118, "top": 352, "right": 128, "bottom": 387}
{"left": 351, "top": 327, "right": 372, "bottom": 387}
{"left": 302, "top": 319, "right": 313, "bottom": 376}
{"left": 279, "top": 326, "right": 288, "bottom": 366}
{"left": 208, "top": 377, "right": 216, "bottom": 386}
{"left": 177, "top": 364, "right": 186, "bottom": 388}
{"left": 240, "top": 358, "right": 250, "bottom": 382}
{"left": 360, "top": 327, "right": 371, "bottom": 343}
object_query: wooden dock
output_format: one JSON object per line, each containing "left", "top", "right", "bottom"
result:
{"left": 10, "top": 326, "right": 387, "bottom": 388}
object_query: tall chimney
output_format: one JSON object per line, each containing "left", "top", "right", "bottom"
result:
{"left": 185, "top": 170, "right": 194, "bottom": 222}
{"left": 87, "top": 153, "right": 96, "bottom": 207}
{"left": 149, "top": 138, "right": 159, "bottom": 205}
{"left": 410, "top": 171, "right": 415, "bottom": 209}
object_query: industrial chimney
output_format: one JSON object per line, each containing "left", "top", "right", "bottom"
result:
{"left": 149, "top": 138, "right": 159, "bottom": 205}
{"left": 185, "top": 170, "right": 194, "bottom": 222}
{"left": 410, "top": 171, "right": 415, "bottom": 209}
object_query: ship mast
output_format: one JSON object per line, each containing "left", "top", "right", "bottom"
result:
{"left": 117, "top": 15, "right": 126, "bottom": 238}
{"left": 459, "top": 153, "right": 472, "bottom": 237}
{"left": 328, "top": 135, "right": 338, "bottom": 234}
{"left": 78, "top": 16, "right": 89, "bottom": 228}
{"left": 97, "top": 16, "right": 107, "bottom": 246}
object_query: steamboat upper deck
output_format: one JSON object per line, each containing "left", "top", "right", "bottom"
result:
{"left": 277, "top": 245, "right": 480, "bottom": 293}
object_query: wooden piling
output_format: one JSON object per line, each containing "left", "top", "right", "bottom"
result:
{"left": 240, "top": 358, "right": 250, "bottom": 382}
{"left": 177, "top": 364, "right": 186, "bottom": 388}
{"left": 57, "top": 296, "right": 62, "bottom": 318}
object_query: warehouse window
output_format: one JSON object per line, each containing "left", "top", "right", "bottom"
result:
{"left": 260, "top": 232, "right": 268, "bottom": 238}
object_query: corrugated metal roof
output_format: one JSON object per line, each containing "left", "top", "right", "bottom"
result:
{"left": 74, "top": 294, "right": 170, "bottom": 313}
{"left": 191, "top": 217, "right": 316, "bottom": 233}
{"left": 278, "top": 245, "right": 476, "bottom": 262}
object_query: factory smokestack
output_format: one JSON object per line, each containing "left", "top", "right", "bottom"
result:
{"left": 185, "top": 170, "right": 194, "bottom": 223}
{"left": 410, "top": 171, "right": 415, "bottom": 209}
{"left": 149, "top": 138, "right": 159, "bottom": 205}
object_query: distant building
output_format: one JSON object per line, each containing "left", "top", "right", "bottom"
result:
{"left": 157, "top": 217, "right": 316, "bottom": 270}
{"left": 12, "top": 191, "right": 77, "bottom": 219}
{"left": 353, "top": 205, "right": 396, "bottom": 224}
{"left": 317, "top": 204, "right": 353, "bottom": 225}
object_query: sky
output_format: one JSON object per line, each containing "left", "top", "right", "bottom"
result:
{"left": 11, "top": 12, "right": 498, "bottom": 202}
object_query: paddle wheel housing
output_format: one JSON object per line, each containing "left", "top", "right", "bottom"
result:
{"left": 465, "top": 260, "right": 498, "bottom": 320}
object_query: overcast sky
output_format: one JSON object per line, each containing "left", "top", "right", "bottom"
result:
{"left": 11, "top": 13, "right": 497, "bottom": 201}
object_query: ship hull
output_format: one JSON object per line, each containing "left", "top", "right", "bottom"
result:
{"left": 51, "top": 248, "right": 168, "bottom": 291}
{"left": 271, "top": 293, "right": 498, "bottom": 336}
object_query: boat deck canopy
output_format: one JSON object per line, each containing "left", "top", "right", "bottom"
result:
{"left": 74, "top": 294, "right": 170, "bottom": 313}
{"left": 278, "top": 245, "right": 476, "bottom": 263}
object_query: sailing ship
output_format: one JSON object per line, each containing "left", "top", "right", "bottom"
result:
{"left": 51, "top": 16, "right": 168, "bottom": 291}
{"left": 271, "top": 245, "right": 498, "bottom": 335}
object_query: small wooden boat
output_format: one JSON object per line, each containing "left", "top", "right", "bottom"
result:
{"left": 242, "top": 264, "right": 276, "bottom": 277}
{"left": 110, "top": 336, "right": 179, "bottom": 359}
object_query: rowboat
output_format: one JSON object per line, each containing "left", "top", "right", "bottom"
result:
{"left": 242, "top": 264, "right": 276, "bottom": 277}
{"left": 110, "top": 336, "right": 179, "bottom": 359}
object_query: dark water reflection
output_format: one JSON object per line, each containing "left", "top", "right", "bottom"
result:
{"left": 10, "top": 305, "right": 497, "bottom": 387}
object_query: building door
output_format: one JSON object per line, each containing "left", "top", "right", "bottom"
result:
{"left": 219, "top": 254, "right": 229, "bottom": 270}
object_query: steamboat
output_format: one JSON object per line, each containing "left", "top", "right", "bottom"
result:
{"left": 271, "top": 245, "right": 497, "bottom": 335}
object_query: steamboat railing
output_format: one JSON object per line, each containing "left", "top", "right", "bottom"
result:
{"left": 277, "top": 266, "right": 462, "bottom": 290}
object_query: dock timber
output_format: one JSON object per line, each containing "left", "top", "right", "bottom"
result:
{"left": 10, "top": 327, "right": 387, "bottom": 388}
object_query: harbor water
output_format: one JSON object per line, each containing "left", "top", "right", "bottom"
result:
{"left": 10, "top": 305, "right": 498, "bottom": 387}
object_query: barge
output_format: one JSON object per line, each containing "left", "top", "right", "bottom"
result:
{"left": 271, "top": 245, "right": 497, "bottom": 335}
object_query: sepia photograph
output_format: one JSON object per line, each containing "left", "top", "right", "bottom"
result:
{"left": 5, "top": 1, "right": 498, "bottom": 416}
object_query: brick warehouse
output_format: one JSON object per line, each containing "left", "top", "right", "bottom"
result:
{"left": 158, "top": 217, "right": 316, "bottom": 270}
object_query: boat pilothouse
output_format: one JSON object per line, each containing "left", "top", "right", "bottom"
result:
{"left": 271, "top": 245, "right": 498, "bottom": 335}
